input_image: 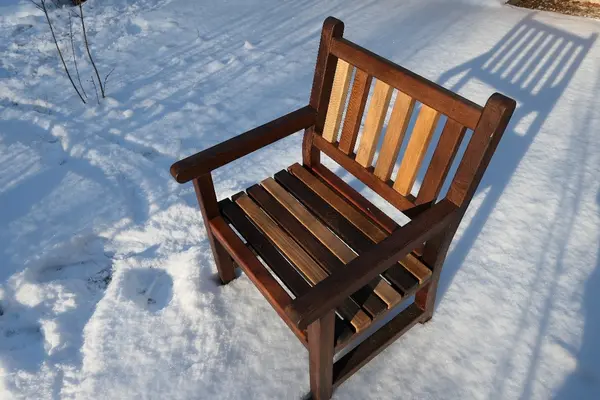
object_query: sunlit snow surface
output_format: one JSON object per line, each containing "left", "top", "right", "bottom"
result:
{"left": 0, "top": 0, "right": 599, "bottom": 398}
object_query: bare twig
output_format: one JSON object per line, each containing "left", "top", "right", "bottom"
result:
{"left": 69, "top": 13, "right": 87, "bottom": 99}
{"left": 79, "top": 2, "right": 105, "bottom": 97}
{"left": 103, "top": 67, "right": 115, "bottom": 94}
{"left": 28, "top": 0, "right": 43, "bottom": 11}
{"left": 90, "top": 75, "right": 100, "bottom": 105}
{"left": 30, "top": 0, "right": 86, "bottom": 104}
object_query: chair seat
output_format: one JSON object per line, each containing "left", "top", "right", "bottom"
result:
{"left": 218, "top": 163, "right": 433, "bottom": 350}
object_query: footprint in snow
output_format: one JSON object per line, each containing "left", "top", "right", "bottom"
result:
{"left": 122, "top": 267, "right": 173, "bottom": 312}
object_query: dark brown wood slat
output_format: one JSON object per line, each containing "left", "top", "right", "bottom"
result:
{"left": 416, "top": 118, "right": 467, "bottom": 206}
{"left": 220, "top": 198, "right": 311, "bottom": 295}
{"left": 312, "top": 133, "right": 418, "bottom": 214}
{"left": 235, "top": 194, "right": 372, "bottom": 332}
{"left": 338, "top": 69, "right": 372, "bottom": 155}
{"left": 286, "top": 199, "right": 458, "bottom": 330}
{"left": 332, "top": 303, "right": 424, "bottom": 388}
{"left": 307, "top": 165, "right": 432, "bottom": 287}
{"left": 275, "top": 170, "right": 372, "bottom": 251}
{"left": 330, "top": 37, "right": 483, "bottom": 130}
{"left": 274, "top": 170, "right": 419, "bottom": 295}
{"left": 261, "top": 178, "right": 402, "bottom": 310}
{"left": 289, "top": 163, "right": 388, "bottom": 243}
{"left": 310, "top": 163, "right": 399, "bottom": 234}
{"left": 247, "top": 184, "right": 387, "bottom": 318}
{"left": 219, "top": 198, "right": 353, "bottom": 344}
{"left": 383, "top": 264, "right": 420, "bottom": 294}
{"left": 209, "top": 213, "right": 307, "bottom": 346}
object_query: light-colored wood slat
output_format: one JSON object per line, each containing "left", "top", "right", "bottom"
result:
{"left": 322, "top": 59, "right": 353, "bottom": 142}
{"left": 374, "top": 92, "right": 416, "bottom": 181}
{"left": 393, "top": 104, "right": 441, "bottom": 195}
{"left": 401, "top": 254, "right": 432, "bottom": 283}
{"left": 261, "top": 177, "right": 352, "bottom": 260}
{"left": 338, "top": 69, "right": 372, "bottom": 154}
{"left": 235, "top": 194, "right": 371, "bottom": 332}
{"left": 289, "top": 163, "right": 387, "bottom": 243}
{"left": 261, "top": 177, "right": 402, "bottom": 308}
{"left": 355, "top": 79, "right": 393, "bottom": 167}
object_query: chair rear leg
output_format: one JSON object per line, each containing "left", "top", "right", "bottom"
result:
{"left": 193, "top": 174, "right": 236, "bottom": 284}
{"left": 308, "top": 311, "right": 335, "bottom": 400}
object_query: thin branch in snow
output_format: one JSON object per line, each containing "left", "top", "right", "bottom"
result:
{"left": 31, "top": 0, "right": 86, "bottom": 104}
{"left": 90, "top": 75, "right": 100, "bottom": 105}
{"left": 103, "top": 67, "right": 115, "bottom": 94}
{"left": 79, "top": 2, "right": 105, "bottom": 98}
{"left": 69, "top": 13, "right": 87, "bottom": 99}
{"left": 27, "top": 0, "right": 44, "bottom": 13}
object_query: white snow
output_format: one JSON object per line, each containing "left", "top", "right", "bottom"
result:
{"left": 1, "top": 0, "right": 599, "bottom": 399}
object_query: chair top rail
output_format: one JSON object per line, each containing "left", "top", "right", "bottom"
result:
{"left": 330, "top": 37, "right": 483, "bottom": 130}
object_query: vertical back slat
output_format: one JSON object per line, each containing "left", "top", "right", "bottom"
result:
{"left": 373, "top": 92, "right": 416, "bottom": 181}
{"left": 355, "top": 80, "right": 393, "bottom": 167}
{"left": 322, "top": 59, "right": 354, "bottom": 142}
{"left": 338, "top": 69, "right": 373, "bottom": 154}
{"left": 393, "top": 105, "right": 441, "bottom": 195}
{"left": 416, "top": 119, "right": 467, "bottom": 205}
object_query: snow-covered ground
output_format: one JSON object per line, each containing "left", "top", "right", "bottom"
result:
{"left": 1, "top": 0, "right": 599, "bottom": 398}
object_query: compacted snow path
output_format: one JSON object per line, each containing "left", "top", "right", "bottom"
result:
{"left": 1, "top": 0, "right": 599, "bottom": 398}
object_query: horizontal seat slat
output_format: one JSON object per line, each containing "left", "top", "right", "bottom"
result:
{"left": 246, "top": 184, "right": 387, "bottom": 318}
{"left": 309, "top": 163, "right": 399, "bottom": 234}
{"left": 289, "top": 163, "right": 388, "bottom": 243}
{"left": 234, "top": 194, "right": 372, "bottom": 333}
{"left": 275, "top": 170, "right": 421, "bottom": 296}
{"left": 209, "top": 212, "right": 307, "bottom": 346}
{"left": 220, "top": 198, "right": 311, "bottom": 297}
{"left": 261, "top": 178, "right": 401, "bottom": 309}
{"left": 219, "top": 199, "right": 354, "bottom": 345}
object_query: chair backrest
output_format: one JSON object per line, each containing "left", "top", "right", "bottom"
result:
{"left": 304, "top": 17, "right": 516, "bottom": 214}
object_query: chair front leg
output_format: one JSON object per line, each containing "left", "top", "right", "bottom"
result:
{"left": 308, "top": 310, "right": 335, "bottom": 400}
{"left": 415, "top": 220, "right": 459, "bottom": 322}
{"left": 193, "top": 174, "right": 236, "bottom": 284}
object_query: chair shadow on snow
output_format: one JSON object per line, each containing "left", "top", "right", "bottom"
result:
{"left": 434, "top": 12, "right": 596, "bottom": 308}
{"left": 431, "top": 14, "right": 599, "bottom": 399}
{"left": 553, "top": 189, "right": 600, "bottom": 399}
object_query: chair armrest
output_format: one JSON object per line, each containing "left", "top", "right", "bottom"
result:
{"left": 285, "top": 199, "right": 460, "bottom": 330}
{"left": 170, "top": 105, "right": 316, "bottom": 183}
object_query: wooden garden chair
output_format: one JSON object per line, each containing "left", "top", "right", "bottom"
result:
{"left": 170, "top": 17, "right": 515, "bottom": 400}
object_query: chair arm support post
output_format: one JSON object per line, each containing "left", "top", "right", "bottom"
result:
{"left": 170, "top": 105, "right": 317, "bottom": 183}
{"left": 285, "top": 199, "right": 460, "bottom": 330}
